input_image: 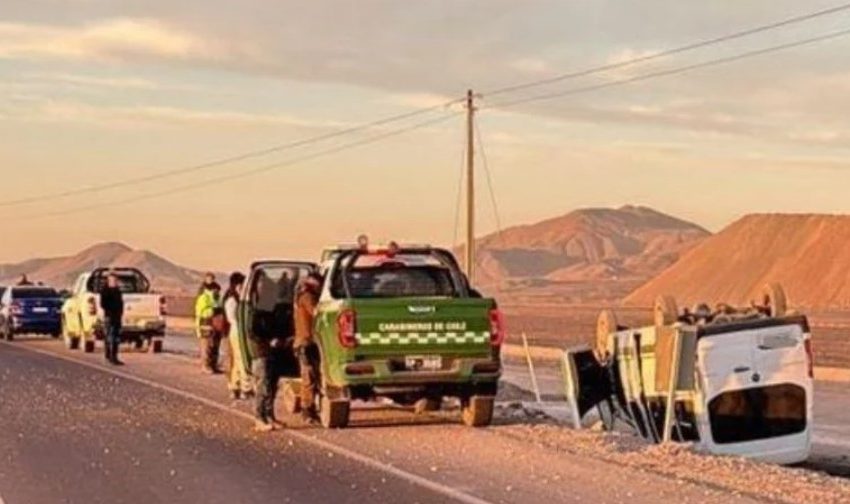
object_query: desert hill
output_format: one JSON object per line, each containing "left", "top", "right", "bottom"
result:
{"left": 0, "top": 242, "right": 209, "bottom": 294}
{"left": 625, "top": 213, "right": 850, "bottom": 310}
{"left": 470, "top": 205, "right": 709, "bottom": 303}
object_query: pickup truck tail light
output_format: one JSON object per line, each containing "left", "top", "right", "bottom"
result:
{"left": 9, "top": 302, "right": 23, "bottom": 316}
{"left": 87, "top": 297, "right": 97, "bottom": 316}
{"left": 489, "top": 308, "right": 505, "bottom": 347}
{"left": 337, "top": 309, "right": 357, "bottom": 349}
{"left": 159, "top": 296, "right": 167, "bottom": 316}
{"left": 804, "top": 336, "right": 814, "bottom": 379}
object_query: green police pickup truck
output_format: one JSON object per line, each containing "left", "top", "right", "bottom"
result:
{"left": 236, "top": 246, "right": 504, "bottom": 429}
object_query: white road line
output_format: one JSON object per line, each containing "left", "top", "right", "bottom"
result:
{"left": 2, "top": 342, "right": 493, "bottom": 504}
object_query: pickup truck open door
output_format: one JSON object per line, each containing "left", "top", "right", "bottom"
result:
{"left": 236, "top": 260, "right": 318, "bottom": 373}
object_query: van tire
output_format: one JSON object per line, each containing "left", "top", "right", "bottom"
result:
{"left": 282, "top": 381, "right": 302, "bottom": 414}
{"left": 82, "top": 340, "right": 95, "bottom": 353}
{"left": 654, "top": 295, "right": 679, "bottom": 326}
{"left": 595, "top": 310, "right": 618, "bottom": 362}
{"left": 763, "top": 283, "right": 787, "bottom": 317}
{"left": 461, "top": 395, "right": 494, "bottom": 427}
{"left": 320, "top": 396, "right": 350, "bottom": 429}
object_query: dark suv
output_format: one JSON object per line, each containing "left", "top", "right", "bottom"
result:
{"left": 0, "top": 286, "right": 63, "bottom": 340}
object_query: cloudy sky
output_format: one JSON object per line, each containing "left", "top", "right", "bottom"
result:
{"left": 3, "top": 0, "right": 850, "bottom": 270}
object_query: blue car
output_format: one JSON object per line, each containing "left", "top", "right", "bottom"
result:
{"left": 0, "top": 285, "right": 63, "bottom": 341}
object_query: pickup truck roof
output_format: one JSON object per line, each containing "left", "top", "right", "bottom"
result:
{"left": 328, "top": 247, "right": 472, "bottom": 299}
{"left": 321, "top": 243, "right": 433, "bottom": 262}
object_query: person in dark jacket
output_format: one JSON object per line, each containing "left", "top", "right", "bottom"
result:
{"left": 100, "top": 273, "right": 125, "bottom": 366}
{"left": 249, "top": 316, "right": 285, "bottom": 431}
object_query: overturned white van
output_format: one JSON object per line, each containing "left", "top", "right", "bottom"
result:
{"left": 563, "top": 284, "right": 814, "bottom": 465}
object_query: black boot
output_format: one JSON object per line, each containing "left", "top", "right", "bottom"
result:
{"left": 111, "top": 343, "right": 124, "bottom": 366}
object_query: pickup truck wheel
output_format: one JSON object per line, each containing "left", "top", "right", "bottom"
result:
{"left": 413, "top": 397, "right": 442, "bottom": 414}
{"left": 461, "top": 395, "right": 495, "bottom": 427}
{"left": 149, "top": 339, "right": 163, "bottom": 354}
{"left": 319, "top": 396, "right": 350, "bottom": 429}
{"left": 133, "top": 338, "right": 144, "bottom": 350}
{"left": 82, "top": 339, "right": 95, "bottom": 353}
{"left": 62, "top": 316, "right": 80, "bottom": 349}
{"left": 282, "top": 381, "right": 302, "bottom": 415}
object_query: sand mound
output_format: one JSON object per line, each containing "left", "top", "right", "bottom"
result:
{"left": 626, "top": 213, "right": 850, "bottom": 309}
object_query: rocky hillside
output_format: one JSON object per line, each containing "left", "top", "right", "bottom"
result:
{"left": 470, "top": 205, "right": 709, "bottom": 303}
{"left": 625, "top": 213, "right": 850, "bottom": 309}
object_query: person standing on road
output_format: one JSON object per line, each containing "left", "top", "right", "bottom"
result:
{"left": 100, "top": 273, "right": 124, "bottom": 366}
{"left": 224, "top": 272, "right": 253, "bottom": 401}
{"left": 195, "top": 275, "right": 224, "bottom": 374}
{"left": 294, "top": 273, "right": 322, "bottom": 425}
{"left": 248, "top": 290, "right": 286, "bottom": 432}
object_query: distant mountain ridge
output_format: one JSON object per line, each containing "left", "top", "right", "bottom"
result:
{"left": 1, "top": 205, "right": 709, "bottom": 302}
{"left": 0, "top": 242, "right": 209, "bottom": 294}
{"left": 468, "top": 205, "right": 710, "bottom": 303}
{"left": 625, "top": 213, "right": 850, "bottom": 309}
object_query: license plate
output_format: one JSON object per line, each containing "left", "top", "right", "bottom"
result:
{"left": 32, "top": 307, "right": 48, "bottom": 313}
{"left": 404, "top": 355, "right": 442, "bottom": 371}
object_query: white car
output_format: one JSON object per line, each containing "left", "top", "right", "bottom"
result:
{"left": 61, "top": 268, "right": 167, "bottom": 353}
{"left": 564, "top": 284, "right": 813, "bottom": 465}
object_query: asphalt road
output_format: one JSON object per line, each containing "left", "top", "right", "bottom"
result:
{"left": 0, "top": 344, "right": 454, "bottom": 504}
{"left": 0, "top": 336, "right": 766, "bottom": 504}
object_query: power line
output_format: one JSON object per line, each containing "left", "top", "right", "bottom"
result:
{"left": 484, "top": 2, "right": 850, "bottom": 98}
{"left": 9, "top": 4, "right": 850, "bottom": 215}
{"left": 1, "top": 97, "right": 464, "bottom": 208}
{"left": 486, "top": 28, "right": 850, "bottom": 110}
{"left": 22, "top": 111, "right": 461, "bottom": 220}
{"left": 452, "top": 139, "right": 466, "bottom": 249}
{"left": 474, "top": 120, "right": 505, "bottom": 247}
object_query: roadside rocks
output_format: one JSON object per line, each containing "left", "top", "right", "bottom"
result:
{"left": 497, "top": 423, "right": 850, "bottom": 504}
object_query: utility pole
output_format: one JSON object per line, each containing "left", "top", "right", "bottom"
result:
{"left": 465, "top": 89, "right": 476, "bottom": 283}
